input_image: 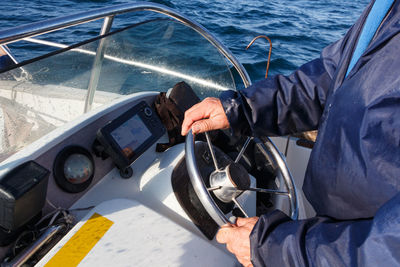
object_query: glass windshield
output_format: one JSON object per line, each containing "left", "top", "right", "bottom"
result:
{"left": 0, "top": 18, "right": 236, "bottom": 161}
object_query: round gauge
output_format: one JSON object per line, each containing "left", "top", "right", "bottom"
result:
{"left": 63, "top": 154, "right": 94, "bottom": 184}
{"left": 53, "top": 145, "right": 95, "bottom": 193}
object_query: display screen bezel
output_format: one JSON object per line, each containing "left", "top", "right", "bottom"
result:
{"left": 98, "top": 101, "right": 165, "bottom": 169}
{"left": 109, "top": 114, "right": 153, "bottom": 161}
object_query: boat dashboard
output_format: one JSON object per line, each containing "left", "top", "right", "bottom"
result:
{"left": 0, "top": 88, "right": 266, "bottom": 265}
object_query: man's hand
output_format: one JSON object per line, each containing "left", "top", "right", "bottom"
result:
{"left": 181, "top": 97, "right": 230, "bottom": 136}
{"left": 216, "top": 217, "right": 259, "bottom": 267}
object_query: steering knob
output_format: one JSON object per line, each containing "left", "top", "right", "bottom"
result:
{"left": 209, "top": 163, "right": 250, "bottom": 203}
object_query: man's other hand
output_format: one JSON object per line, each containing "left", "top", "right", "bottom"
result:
{"left": 181, "top": 97, "right": 230, "bottom": 136}
{"left": 216, "top": 217, "right": 259, "bottom": 267}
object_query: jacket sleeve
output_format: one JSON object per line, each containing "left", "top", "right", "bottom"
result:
{"left": 249, "top": 192, "right": 400, "bottom": 267}
{"left": 220, "top": 33, "right": 347, "bottom": 137}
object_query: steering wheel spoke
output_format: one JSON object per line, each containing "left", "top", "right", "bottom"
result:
{"left": 246, "top": 187, "right": 289, "bottom": 196}
{"left": 205, "top": 132, "right": 220, "bottom": 171}
{"left": 232, "top": 197, "right": 249, "bottom": 218}
{"left": 234, "top": 137, "right": 253, "bottom": 163}
{"left": 207, "top": 186, "right": 222, "bottom": 191}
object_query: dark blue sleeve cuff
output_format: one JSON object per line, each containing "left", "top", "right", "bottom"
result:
{"left": 219, "top": 89, "right": 252, "bottom": 137}
{"left": 250, "top": 210, "right": 292, "bottom": 267}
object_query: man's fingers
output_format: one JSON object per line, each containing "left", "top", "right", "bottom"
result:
{"left": 191, "top": 119, "right": 215, "bottom": 134}
{"left": 181, "top": 97, "right": 229, "bottom": 136}
{"left": 226, "top": 242, "right": 234, "bottom": 253}
{"left": 217, "top": 221, "right": 253, "bottom": 267}
{"left": 235, "top": 217, "right": 248, "bottom": 227}
{"left": 238, "top": 256, "right": 252, "bottom": 267}
{"left": 220, "top": 223, "right": 234, "bottom": 229}
{"left": 216, "top": 227, "right": 235, "bottom": 244}
{"left": 236, "top": 216, "right": 259, "bottom": 228}
{"left": 181, "top": 102, "right": 211, "bottom": 136}
{"left": 181, "top": 110, "right": 208, "bottom": 136}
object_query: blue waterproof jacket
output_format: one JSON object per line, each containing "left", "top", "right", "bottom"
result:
{"left": 220, "top": 1, "right": 400, "bottom": 266}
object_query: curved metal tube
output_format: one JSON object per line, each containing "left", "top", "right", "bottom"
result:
{"left": 256, "top": 138, "right": 299, "bottom": 220}
{"left": 185, "top": 130, "right": 229, "bottom": 226}
{"left": 0, "top": 2, "right": 251, "bottom": 88}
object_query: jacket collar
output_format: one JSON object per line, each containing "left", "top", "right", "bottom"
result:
{"left": 345, "top": 0, "right": 399, "bottom": 80}
{"left": 363, "top": 0, "right": 399, "bottom": 55}
{"left": 332, "top": 1, "right": 374, "bottom": 90}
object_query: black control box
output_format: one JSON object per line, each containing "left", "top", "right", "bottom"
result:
{"left": 0, "top": 161, "right": 49, "bottom": 231}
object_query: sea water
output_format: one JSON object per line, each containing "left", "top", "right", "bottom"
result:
{"left": 0, "top": 0, "right": 368, "bottom": 82}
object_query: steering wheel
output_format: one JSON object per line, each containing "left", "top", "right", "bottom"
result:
{"left": 185, "top": 130, "right": 299, "bottom": 226}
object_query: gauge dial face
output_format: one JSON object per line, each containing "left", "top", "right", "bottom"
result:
{"left": 53, "top": 146, "right": 95, "bottom": 193}
{"left": 63, "top": 153, "right": 94, "bottom": 184}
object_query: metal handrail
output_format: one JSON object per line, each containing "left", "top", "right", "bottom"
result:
{"left": 0, "top": 2, "right": 251, "bottom": 88}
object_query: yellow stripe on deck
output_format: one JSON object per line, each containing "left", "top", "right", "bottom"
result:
{"left": 45, "top": 212, "right": 114, "bottom": 267}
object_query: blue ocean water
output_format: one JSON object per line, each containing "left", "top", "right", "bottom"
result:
{"left": 0, "top": 0, "right": 369, "bottom": 82}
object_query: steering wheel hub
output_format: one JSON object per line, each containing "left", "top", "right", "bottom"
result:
{"left": 210, "top": 163, "right": 250, "bottom": 203}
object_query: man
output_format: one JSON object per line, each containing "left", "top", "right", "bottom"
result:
{"left": 181, "top": 0, "right": 400, "bottom": 266}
